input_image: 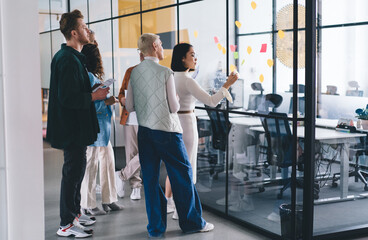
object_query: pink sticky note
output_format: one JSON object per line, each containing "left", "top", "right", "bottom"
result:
{"left": 230, "top": 45, "right": 237, "bottom": 52}
{"left": 260, "top": 44, "right": 267, "bottom": 53}
{"left": 214, "top": 37, "right": 219, "bottom": 44}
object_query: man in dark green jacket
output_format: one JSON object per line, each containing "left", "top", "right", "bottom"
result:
{"left": 46, "top": 10, "right": 109, "bottom": 238}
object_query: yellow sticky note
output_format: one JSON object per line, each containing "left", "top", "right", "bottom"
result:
{"left": 194, "top": 31, "right": 198, "bottom": 38}
{"left": 241, "top": 59, "right": 245, "bottom": 66}
{"left": 259, "top": 74, "right": 264, "bottom": 83}
{"left": 267, "top": 59, "right": 274, "bottom": 67}
{"left": 251, "top": 1, "right": 257, "bottom": 10}
{"left": 230, "top": 64, "right": 237, "bottom": 72}
{"left": 247, "top": 46, "right": 252, "bottom": 55}
{"left": 217, "top": 43, "right": 222, "bottom": 51}
{"left": 278, "top": 30, "right": 285, "bottom": 39}
{"left": 234, "top": 52, "right": 239, "bottom": 59}
{"left": 222, "top": 47, "right": 226, "bottom": 55}
{"left": 235, "top": 21, "right": 242, "bottom": 28}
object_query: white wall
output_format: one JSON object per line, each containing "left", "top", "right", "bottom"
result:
{"left": 1, "top": 0, "right": 44, "bottom": 239}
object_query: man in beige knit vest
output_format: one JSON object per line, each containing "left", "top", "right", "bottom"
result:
{"left": 125, "top": 33, "right": 214, "bottom": 238}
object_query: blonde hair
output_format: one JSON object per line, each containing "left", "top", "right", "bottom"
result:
{"left": 138, "top": 33, "right": 160, "bottom": 55}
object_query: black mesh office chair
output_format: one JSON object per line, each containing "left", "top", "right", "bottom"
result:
{"left": 205, "top": 105, "right": 230, "bottom": 179}
{"left": 247, "top": 82, "right": 264, "bottom": 111}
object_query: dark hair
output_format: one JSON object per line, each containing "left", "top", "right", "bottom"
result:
{"left": 171, "top": 43, "right": 193, "bottom": 71}
{"left": 59, "top": 10, "right": 84, "bottom": 40}
{"left": 81, "top": 44, "right": 105, "bottom": 80}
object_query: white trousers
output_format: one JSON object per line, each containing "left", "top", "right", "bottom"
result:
{"left": 121, "top": 124, "right": 142, "bottom": 188}
{"left": 178, "top": 113, "right": 198, "bottom": 183}
{"left": 80, "top": 142, "right": 117, "bottom": 208}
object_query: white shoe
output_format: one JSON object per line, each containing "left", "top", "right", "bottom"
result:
{"left": 172, "top": 209, "right": 179, "bottom": 220}
{"left": 167, "top": 198, "right": 175, "bottom": 214}
{"left": 200, "top": 222, "right": 214, "bottom": 232}
{"left": 73, "top": 218, "right": 93, "bottom": 234}
{"left": 115, "top": 171, "right": 125, "bottom": 198}
{"left": 195, "top": 182, "right": 211, "bottom": 193}
{"left": 267, "top": 212, "right": 280, "bottom": 223}
{"left": 77, "top": 213, "right": 96, "bottom": 226}
{"left": 130, "top": 188, "right": 141, "bottom": 200}
{"left": 57, "top": 223, "right": 92, "bottom": 238}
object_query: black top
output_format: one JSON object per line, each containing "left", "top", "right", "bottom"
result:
{"left": 46, "top": 44, "right": 99, "bottom": 149}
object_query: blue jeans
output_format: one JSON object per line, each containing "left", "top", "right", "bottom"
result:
{"left": 138, "top": 126, "right": 205, "bottom": 237}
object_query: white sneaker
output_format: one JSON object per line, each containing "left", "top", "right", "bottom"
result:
{"left": 167, "top": 198, "right": 175, "bottom": 214}
{"left": 77, "top": 213, "right": 96, "bottom": 226}
{"left": 73, "top": 218, "right": 93, "bottom": 234}
{"left": 200, "top": 222, "right": 214, "bottom": 232}
{"left": 172, "top": 209, "right": 179, "bottom": 220}
{"left": 228, "top": 196, "right": 254, "bottom": 212}
{"left": 130, "top": 188, "right": 141, "bottom": 200}
{"left": 115, "top": 171, "right": 125, "bottom": 198}
{"left": 56, "top": 223, "right": 92, "bottom": 238}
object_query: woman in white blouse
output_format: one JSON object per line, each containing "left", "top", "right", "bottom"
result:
{"left": 166, "top": 43, "right": 239, "bottom": 219}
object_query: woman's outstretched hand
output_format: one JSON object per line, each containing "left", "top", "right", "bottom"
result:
{"left": 223, "top": 70, "right": 240, "bottom": 89}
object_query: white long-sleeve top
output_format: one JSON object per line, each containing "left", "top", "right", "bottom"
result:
{"left": 174, "top": 71, "right": 227, "bottom": 110}
{"left": 125, "top": 56, "right": 180, "bottom": 113}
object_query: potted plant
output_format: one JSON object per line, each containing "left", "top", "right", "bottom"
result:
{"left": 355, "top": 105, "right": 368, "bottom": 129}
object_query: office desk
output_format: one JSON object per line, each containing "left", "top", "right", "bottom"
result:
{"left": 250, "top": 126, "right": 366, "bottom": 204}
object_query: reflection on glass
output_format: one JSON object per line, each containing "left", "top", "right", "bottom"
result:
{"left": 70, "top": 0, "right": 88, "bottom": 21}
{"left": 142, "top": 7, "right": 177, "bottom": 67}
{"left": 142, "top": 0, "right": 175, "bottom": 11}
{"left": 89, "top": 0, "right": 111, "bottom": 22}
{"left": 115, "top": 0, "right": 140, "bottom": 16}
{"left": 50, "top": 0, "right": 67, "bottom": 30}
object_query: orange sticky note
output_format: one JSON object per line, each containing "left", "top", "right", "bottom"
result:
{"left": 247, "top": 46, "right": 252, "bottom": 55}
{"left": 260, "top": 44, "right": 267, "bottom": 53}
{"left": 259, "top": 74, "right": 264, "bottom": 83}
{"left": 230, "top": 45, "right": 237, "bottom": 52}
{"left": 214, "top": 36, "right": 219, "bottom": 44}
{"left": 278, "top": 30, "right": 285, "bottom": 39}
{"left": 230, "top": 64, "right": 237, "bottom": 72}
{"left": 251, "top": 1, "right": 257, "bottom": 10}
{"left": 222, "top": 47, "right": 226, "bottom": 55}
{"left": 217, "top": 43, "right": 222, "bottom": 50}
{"left": 241, "top": 59, "right": 245, "bottom": 66}
{"left": 267, "top": 59, "right": 274, "bottom": 67}
{"left": 235, "top": 21, "right": 242, "bottom": 28}
{"left": 194, "top": 31, "right": 198, "bottom": 38}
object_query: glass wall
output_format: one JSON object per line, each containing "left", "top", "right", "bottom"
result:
{"left": 39, "top": 0, "right": 368, "bottom": 238}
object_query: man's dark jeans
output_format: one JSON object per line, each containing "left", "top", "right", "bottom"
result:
{"left": 60, "top": 145, "right": 87, "bottom": 226}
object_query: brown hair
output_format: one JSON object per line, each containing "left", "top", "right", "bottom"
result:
{"left": 81, "top": 44, "right": 105, "bottom": 80}
{"left": 59, "top": 10, "right": 84, "bottom": 40}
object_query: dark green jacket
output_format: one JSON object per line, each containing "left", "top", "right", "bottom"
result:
{"left": 46, "top": 44, "right": 99, "bottom": 149}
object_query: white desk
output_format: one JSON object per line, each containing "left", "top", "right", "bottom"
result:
{"left": 250, "top": 125, "right": 366, "bottom": 203}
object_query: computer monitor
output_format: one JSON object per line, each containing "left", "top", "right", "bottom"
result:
{"left": 289, "top": 96, "right": 305, "bottom": 115}
{"left": 247, "top": 94, "right": 264, "bottom": 111}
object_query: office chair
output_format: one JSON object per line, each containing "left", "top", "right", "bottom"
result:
{"left": 288, "top": 96, "right": 305, "bottom": 115}
{"left": 205, "top": 104, "right": 230, "bottom": 179}
{"left": 261, "top": 112, "right": 303, "bottom": 199}
{"left": 247, "top": 82, "right": 264, "bottom": 111}
{"left": 332, "top": 138, "right": 368, "bottom": 191}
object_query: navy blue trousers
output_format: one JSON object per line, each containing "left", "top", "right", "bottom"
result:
{"left": 60, "top": 145, "right": 87, "bottom": 226}
{"left": 138, "top": 126, "right": 205, "bottom": 237}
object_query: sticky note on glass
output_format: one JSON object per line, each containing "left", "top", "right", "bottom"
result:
{"left": 234, "top": 52, "right": 239, "bottom": 59}
{"left": 278, "top": 30, "right": 285, "bottom": 39}
{"left": 267, "top": 59, "right": 274, "bottom": 67}
{"left": 260, "top": 44, "right": 267, "bottom": 53}
{"left": 230, "top": 45, "right": 237, "bottom": 52}
{"left": 222, "top": 47, "right": 226, "bottom": 55}
{"left": 241, "top": 59, "right": 245, "bottom": 66}
{"left": 247, "top": 46, "right": 252, "bottom": 55}
{"left": 251, "top": 1, "right": 257, "bottom": 10}
{"left": 194, "top": 31, "right": 198, "bottom": 38}
{"left": 214, "top": 36, "right": 219, "bottom": 44}
{"left": 235, "top": 21, "right": 242, "bottom": 28}
{"left": 217, "top": 43, "right": 222, "bottom": 50}
{"left": 230, "top": 64, "right": 237, "bottom": 72}
{"left": 259, "top": 74, "right": 264, "bottom": 83}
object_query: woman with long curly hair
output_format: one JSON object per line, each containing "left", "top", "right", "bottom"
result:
{"left": 80, "top": 43, "right": 123, "bottom": 215}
